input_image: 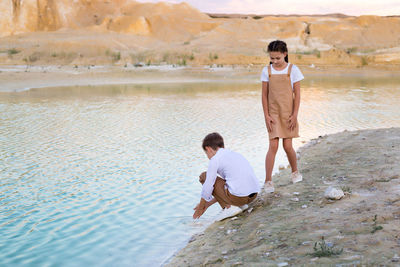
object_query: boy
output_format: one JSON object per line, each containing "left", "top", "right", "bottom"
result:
{"left": 193, "top": 132, "right": 260, "bottom": 221}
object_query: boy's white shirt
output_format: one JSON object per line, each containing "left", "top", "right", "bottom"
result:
{"left": 201, "top": 148, "right": 260, "bottom": 202}
{"left": 260, "top": 63, "right": 304, "bottom": 89}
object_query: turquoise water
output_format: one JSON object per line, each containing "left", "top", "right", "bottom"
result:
{"left": 1, "top": 78, "right": 400, "bottom": 266}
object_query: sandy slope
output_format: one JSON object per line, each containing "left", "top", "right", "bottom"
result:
{"left": 166, "top": 128, "right": 400, "bottom": 266}
{"left": 0, "top": 1, "right": 400, "bottom": 67}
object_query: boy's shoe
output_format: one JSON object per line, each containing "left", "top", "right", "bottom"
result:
{"left": 215, "top": 206, "right": 243, "bottom": 221}
{"left": 291, "top": 171, "right": 303, "bottom": 184}
{"left": 239, "top": 204, "right": 249, "bottom": 211}
{"left": 263, "top": 181, "right": 275, "bottom": 193}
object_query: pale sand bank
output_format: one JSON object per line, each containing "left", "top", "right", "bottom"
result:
{"left": 1, "top": 64, "right": 399, "bottom": 93}
{"left": 166, "top": 128, "right": 400, "bottom": 266}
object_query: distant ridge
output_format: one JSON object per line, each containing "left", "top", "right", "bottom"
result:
{"left": 207, "top": 13, "right": 354, "bottom": 19}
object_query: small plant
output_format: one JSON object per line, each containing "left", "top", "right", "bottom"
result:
{"left": 189, "top": 53, "right": 195, "bottom": 60}
{"left": 209, "top": 52, "right": 218, "bottom": 61}
{"left": 51, "top": 53, "right": 58, "bottom": 57}
{"left": 371, "top": 215, "right": 383, "bottom": 233}
{"left": 111, "top": 51, "right": 121, "bottom": 62}
{"left": 7, "top": 48, "right": 20, "bottom": 56}
{"left": 341, "top": 186, "right": 352, "bottom": 194}
{"left": 361, "top": 56, "right": 368, "bottom": 66}
{"left": 310, "top": 236, "right": 343, "bottom": 257}
{"left": 183, "top": 41, "right": 190, "bottom": 45}
{"left": 346, "top": 47, "right": 358, "bottom": 54}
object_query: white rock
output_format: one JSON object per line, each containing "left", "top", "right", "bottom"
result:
{"left": 291, "top": 197, "right": 299, "bottom": 202}
{"left": 293, "top": 192, "right": 300, "bottom": 195}
{"left": 302, "top": 204, "right": 308, "bottom": 209}
{"left": 278, "top": 262, "right": 288, "bottom": 267}
{"left": 324, "top": 186, "right": 344, "bottom": 200}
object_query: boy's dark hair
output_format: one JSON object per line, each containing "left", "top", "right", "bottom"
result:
{"left": 268, "top": 40, "right": 289, "bottom": 63}
{"left": 202, "top": 132, "right": 224, "bottom": 150}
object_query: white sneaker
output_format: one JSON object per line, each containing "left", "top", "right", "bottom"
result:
{"left": 215, "top": 206, "right": 243, "bottom": 221}
{"left": 239, "top": 204, "right": 249, "bottom": 211}
{"left": 291, "top": 171, "right": 303, "bottom": 184}
{"left": 264, "top": 181, "right": 275, "bottom": 193}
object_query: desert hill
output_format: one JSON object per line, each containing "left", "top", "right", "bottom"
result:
{"left": 0, "top": 0, "right": 399, "bottom": 67}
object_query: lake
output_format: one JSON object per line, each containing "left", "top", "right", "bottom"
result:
{"left": 1, "top": 75, "right": 400, "bottom": 266}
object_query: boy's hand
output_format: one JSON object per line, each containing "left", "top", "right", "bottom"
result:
{"left": 193, "top": 199, "right": 207, "bottom": 219}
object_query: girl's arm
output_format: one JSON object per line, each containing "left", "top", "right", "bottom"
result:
{"left": 261, "top": 81, "right": 274, "bottom": 132}
{"left": 288, "top": 81, "right": 301, "bottom": 130}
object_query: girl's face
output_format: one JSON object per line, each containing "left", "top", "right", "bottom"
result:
{"left": 269, "top": 51, "right": 287, "bottom": 67}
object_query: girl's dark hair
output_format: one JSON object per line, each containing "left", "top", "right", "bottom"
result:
{"left": 202, "top": 132, "right": 224, "bottom": 150}
{"left": 267, "top": 40, "right": 289, "bottom": 63}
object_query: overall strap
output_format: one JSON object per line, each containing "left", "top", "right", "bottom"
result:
{"left": 268, "top": 65, "right": 271, "bottom": 78}
{"left": 287, "top": 63, "right": 293, "bottom": 78}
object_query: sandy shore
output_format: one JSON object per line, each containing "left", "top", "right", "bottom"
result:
{"left": 166, "top": 128, "right": 400, "bottom": 266}
{"left": 1, "top": 64, "right": 399, "bottom": 93}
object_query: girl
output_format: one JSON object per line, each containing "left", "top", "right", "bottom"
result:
{"left": 260, "top": 40, "right": 304, "bottom": 193}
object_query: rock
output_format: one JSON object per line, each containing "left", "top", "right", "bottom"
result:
{"left": 302, "top": 204, "right": 308, "bottom": 208}
{"left": 293, "top": 192, "right": 300, "bottom": 195}
{"left": 392, "top": 254, "right": 400, "bottom": 262}
{"left": 324, "top": 186, "right": 344, "bottom": 200}
{"left": 291, "top": 197, "right": 299, "bottom": 202}
{"left": 278, "top": 262, "right": 288, "bottom": 267}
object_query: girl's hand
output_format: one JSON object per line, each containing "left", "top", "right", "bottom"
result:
{"left": 287, "top": 115, "right": 297, "bottom": 131}
{"left": 265, "top": 115, "right": 275, "bottom": 132}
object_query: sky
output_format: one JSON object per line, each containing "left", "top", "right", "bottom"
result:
{"left": 135, "top": 0, "right": 400, "bottom": 16}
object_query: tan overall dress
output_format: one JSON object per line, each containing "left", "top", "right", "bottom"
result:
{"left": 267, "top": 63, "right": 299, "bottom": 139}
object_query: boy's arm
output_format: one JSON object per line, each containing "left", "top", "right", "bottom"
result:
{"left": 193, "top": 159, "right": 218, "bottom": 219}
{"left": 193, "top": 198, "right": 217, "bottom": 219}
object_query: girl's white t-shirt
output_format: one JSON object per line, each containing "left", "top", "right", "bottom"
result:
{"left": 260, "top": 64, "right": 304, "bottom": 90}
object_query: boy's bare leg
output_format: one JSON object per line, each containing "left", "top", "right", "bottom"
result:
{"left": 283, "top": 138, "right": 298, "bottom": 173}
{"left": 265, "top": 138, "right": 279, "bottom": 183}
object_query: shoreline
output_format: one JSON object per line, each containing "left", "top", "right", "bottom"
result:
{"left": 1, "top": 64, "right": 400, "bottom": 93}
{"left": 165, "top": 127, "right": 400, "bottom": 266}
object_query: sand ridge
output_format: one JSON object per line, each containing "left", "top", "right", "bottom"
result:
{"left": 1, "top": 1, "right": 400, "bottom": 67}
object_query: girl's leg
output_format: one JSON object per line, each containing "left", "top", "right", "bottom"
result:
{"left": 265, "top": 138, "right": 279, "bottom": 183}
{"left": 282, "top": 138, "right": 298, "bottom": 173}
